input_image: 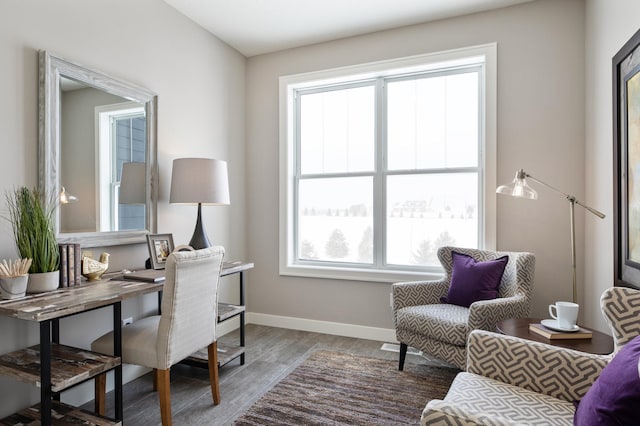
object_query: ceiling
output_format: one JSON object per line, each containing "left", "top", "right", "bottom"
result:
{"left": 163, "top": 0, "right": 535, "bottom": 57}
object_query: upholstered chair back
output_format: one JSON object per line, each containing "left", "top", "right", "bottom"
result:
{"left": 600, "top": 286, "right": 640, "bottom": 353}
{"left": 437, "top": 246, "right": 535, "bottom": 302}
{"left": 157, "top": 246, "right": 225, "bottom": 369}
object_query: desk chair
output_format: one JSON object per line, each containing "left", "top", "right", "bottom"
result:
{"left": 92, "top": 246, "right": 225, "bottom": 426}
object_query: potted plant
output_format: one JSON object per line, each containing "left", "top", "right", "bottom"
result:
{"left": 6, "top": 186, "right": 60, "bottom": 292}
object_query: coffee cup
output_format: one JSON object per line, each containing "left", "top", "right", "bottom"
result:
{"left": 548, "top": 301, "right": 579, "bottom": 330}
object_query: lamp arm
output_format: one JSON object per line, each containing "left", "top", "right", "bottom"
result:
{"left": 524, "top": 173, "right": 606, "bottom": 219}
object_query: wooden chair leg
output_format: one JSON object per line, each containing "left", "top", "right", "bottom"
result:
{"left": 157, "top": 368, "right": 172, "bottom": 426}
{"left": 207, "top": 341, "right": 221, "bottom": 405}
{"left": 94, "top": 373, "right": 107, "bottom": 416}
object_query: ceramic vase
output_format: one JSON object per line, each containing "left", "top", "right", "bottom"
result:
{"left": 27, "top": 270, "right": 60, "bottom": 293}
{"left": 0, "top": 275, "right": 29, "bottom": 299}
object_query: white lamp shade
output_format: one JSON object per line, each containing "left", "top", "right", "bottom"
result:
{"left": 496, "top": 169, "right": 538, "bottom": 200}
{"left": 119, "top": 162, "right": 146, "bottom": 205}
{"left": 169, "top": 158, "right": 230, "bottom": 205}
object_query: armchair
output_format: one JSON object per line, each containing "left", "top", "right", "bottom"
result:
{"left": 421, "top": 286, "right": 640, "bottom": 425}
{"left": 392, "top": 246, "right": 535, "bottom": 370}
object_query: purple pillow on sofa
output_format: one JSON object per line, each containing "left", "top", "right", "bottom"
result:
{"left": 440, "top": 251, "right": 509, "bottom": 308}
{"left": 574, "top": 334, "right": 640, "bottom": 425}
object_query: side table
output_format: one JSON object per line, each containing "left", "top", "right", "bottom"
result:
{"left": 496, "top": 317, "right": 614, "bottom": 355}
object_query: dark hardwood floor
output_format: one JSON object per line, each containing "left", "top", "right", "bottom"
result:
{"left": 83, "top": 324, "right": 451, "bottom": 425}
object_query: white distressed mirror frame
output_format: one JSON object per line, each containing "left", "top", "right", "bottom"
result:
{"left": 38, "top": 50, "right": 158, "bottom": 247}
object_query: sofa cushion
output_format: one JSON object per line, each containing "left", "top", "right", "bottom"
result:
{"left": 423, "top": 372, "right": 575, "bottom": 426}
{"left": 396, "top": 303, "right": 470, "bottom": 346}
{"left": 441, "top": 251, "right": 508, "bottom": 307}
{"left": 574, "top": 334, "right": 640, "bottom": 425}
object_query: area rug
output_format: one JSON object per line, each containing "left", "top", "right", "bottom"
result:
{"left": 233, "top": 349, "right": 459, "bottom": 425}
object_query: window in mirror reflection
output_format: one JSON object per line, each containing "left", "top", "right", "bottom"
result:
{"left": 96, "top": 103, "right": 146, "bottom": 231}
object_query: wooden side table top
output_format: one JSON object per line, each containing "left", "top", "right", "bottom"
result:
{"left": 496, "top": 317, "right": 614, "bottom": 355}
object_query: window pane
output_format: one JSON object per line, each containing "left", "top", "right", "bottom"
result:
{"left": 387, "top": 72, "right": 478, "bottom": 170}
{"left": 386, "top": 173, "right": 478, "bottom": 266}
{"left": 298, "top": 177, "right": 373, "bottom": 263}
{"left": 300, "top": 86, "right": 375, "bottom": 174}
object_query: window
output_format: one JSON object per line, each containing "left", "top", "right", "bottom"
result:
{"left": 280, "top": 44, "right": 497, "bottom": 282}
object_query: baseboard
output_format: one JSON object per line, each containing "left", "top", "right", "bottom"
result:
{"left": 246, "top": 312, "right": 397, "bottom": 343}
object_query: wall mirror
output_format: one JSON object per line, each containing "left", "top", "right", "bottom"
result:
{"left": 39, "top": 50, "right": 157, "bottom": 247}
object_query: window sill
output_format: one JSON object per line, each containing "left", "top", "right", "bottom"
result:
{"left": 279, "top": 263, "right": 444, "bottom": 283}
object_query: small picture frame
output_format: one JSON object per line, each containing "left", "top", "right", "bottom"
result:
{"left": 146, "top": 234, "right": 175, "bottom": 269}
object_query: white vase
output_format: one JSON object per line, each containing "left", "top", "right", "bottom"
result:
{"left": 27, "top": 270, "right": 60, "bottom": 293}
{"left": 0, "top": 275, "right": 28, "bottom": 299}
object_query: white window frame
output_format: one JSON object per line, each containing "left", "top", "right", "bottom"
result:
{"left": 279, "top": 43, "right": 497, "bottom": 283}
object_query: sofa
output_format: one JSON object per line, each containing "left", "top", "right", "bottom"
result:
{"left": 421, "top": 286, "right": 640, "bottom": 425}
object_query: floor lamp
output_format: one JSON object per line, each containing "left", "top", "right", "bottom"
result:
{"left": 496, "top": 169, "right": 605, "bottom": 303}
{"left": 169, "top": 158, "right": 230, "bottom": 249}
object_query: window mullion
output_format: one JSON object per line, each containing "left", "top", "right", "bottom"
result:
{"left": 374, "top": 77, "right": 386, "bottom": 268}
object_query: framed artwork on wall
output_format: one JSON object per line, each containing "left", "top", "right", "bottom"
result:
{"left": 146, "top": 233, "right": 175, "bottom": 270}
{"left": 614, "top": 27, "right": 640, "bottom": 289}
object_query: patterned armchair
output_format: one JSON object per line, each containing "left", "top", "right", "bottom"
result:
{"left": 392, "top": 246, "right": 535, "bottom": 370}
{"left": 421, "top": 286, "right": 640, "bottom": 425}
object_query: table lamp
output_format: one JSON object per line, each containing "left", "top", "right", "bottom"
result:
{"left": 119, "top": 162, "right": 146, "bottom": 205}
{"left": 169, "top": 158, "right": 230, "bottom": 249}
{"left": 496, "top": 169, "right": 605, "bottom": 303}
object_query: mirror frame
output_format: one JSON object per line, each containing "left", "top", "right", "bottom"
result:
{"left": 38, "top": 50, "right": 158, "bottom": 247}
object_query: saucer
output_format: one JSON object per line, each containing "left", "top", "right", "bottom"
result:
{"left": 541, "top": 319, "right": 580, "bottom": 332}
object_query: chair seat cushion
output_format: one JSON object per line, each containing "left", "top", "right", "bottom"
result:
{"left": 430, "top": 372, "right": 575, "bottom": 425}
{"left": 396, "top": 304, "right": 470, "bottom": 346}
{"left": 91, "top": 315, "right": 161, "bottom": 369}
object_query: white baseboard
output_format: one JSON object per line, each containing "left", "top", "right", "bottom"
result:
{"left": 246, "top": 312, "right": 397, "bottom": 343}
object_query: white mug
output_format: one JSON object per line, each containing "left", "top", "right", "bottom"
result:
{"left": 549, "top": 301, "right": 579, "bottom": 330}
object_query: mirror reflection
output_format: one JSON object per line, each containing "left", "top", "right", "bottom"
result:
{"left": 60, "top": 76, "right": 147, "bottom": 233}
{"left": 39, "top": 51, "right": 157, "bottom": 247}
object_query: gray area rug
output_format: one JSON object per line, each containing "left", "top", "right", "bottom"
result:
{"left": 234, "top": 349, "right": 459, "bottom": 425}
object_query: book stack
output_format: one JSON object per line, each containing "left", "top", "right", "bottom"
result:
{"left": 58, "top": 243, "right": 81, "bottom": 287}
{"left": 529, "top": 323, "right": 593, "bottom": 340}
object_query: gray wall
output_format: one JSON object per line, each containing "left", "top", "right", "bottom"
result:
{"left": 245, "top": 0, "right": 588, "bottom": 331}
{"left": 584, "top": 0, "right": 640, "bottom": 332}
{"left": 0, "top": 0, "right": 246, "bottom": 416}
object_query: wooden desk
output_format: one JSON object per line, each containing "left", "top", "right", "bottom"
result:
{"left": 496, "top": 317, "right": 614, "bottom": 355}
{"left": 0, "top": 260, "right": 253, "bottom": 425}
{"left": 0, "top": 279, "right": 163, "bottom": 425}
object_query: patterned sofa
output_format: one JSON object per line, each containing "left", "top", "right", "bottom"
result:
{"left": 421, "top": 286, "right": 640, "bottom": 425}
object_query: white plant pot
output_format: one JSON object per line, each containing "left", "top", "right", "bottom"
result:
{"left": 27, "top": 270, "right": 60, "bottom": 293}
{"left": 0, "top": 275, "right": 28, "bottom": 299}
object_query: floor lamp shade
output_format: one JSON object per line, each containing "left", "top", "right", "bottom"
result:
{"left": 119, "top": 162, "right": 146, "bottom": 205}
{"left": 496, "top": 168, "right": 605, "bottom": 303}
{"left": 170, "top": 158, "right": 230, "bottom": 249}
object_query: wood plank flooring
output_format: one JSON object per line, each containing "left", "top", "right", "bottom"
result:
{"left": 81, "top": 324, "right": 452, "bottom": 425}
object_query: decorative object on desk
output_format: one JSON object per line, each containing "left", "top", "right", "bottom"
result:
{"left": 59, "top": 186, "right": 78, "bottom": 204}
{"left": 81, "top": 252, "right": 110, "bottom": 281}
{"left": 5, "top": 186, "right": 60, "bottom": 293}
{"left": 173, "top": 244, "right": 194, "bottom": 252}
{"left": 0, "top": 258, "right": 31, "bottom": 299}
{"left": 169, "top": 158, "right": 230, "bottom": 249}
{"left": 146, "top": 233, "right": 174, "bottom": 269}
{"left": 614, "top": 28, "right": 640, "bottom": 290}
{"left": 58, "top": 243, "right": 81, "bottom": 287}
{"left": 496, "top": 169, "right": 605, "bottom": 303}
{"left": 529, "top": 322, "right": 593, "bottom": 340}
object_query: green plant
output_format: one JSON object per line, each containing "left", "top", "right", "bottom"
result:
{"left": 6, "top": 187, "right": 59, "bottom": 273}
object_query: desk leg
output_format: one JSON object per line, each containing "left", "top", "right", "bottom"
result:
{"left": 40, "top": 321, "right": 52, "bottom": 426}
{"left": 239, "top": 271, "right": 245, "bottom": 365}
{"left": 51, "top": 319, "right": 60, "bottom": 402}
{"left": 113, "top": 302, "right": 123, "bottom": 421}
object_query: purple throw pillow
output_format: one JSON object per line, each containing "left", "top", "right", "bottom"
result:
{"left": 440, "top": 251, "right": 508, "bottom": 308}
{"left": 574, "top": 334, "right": 640, "bottom": 425}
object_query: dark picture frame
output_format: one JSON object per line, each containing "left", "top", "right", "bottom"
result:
{"left": 614, "top": 28, "right": 640, "bottom": 289}
{"left": 146, "top": 233, "right": 174, "bottom": 270}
